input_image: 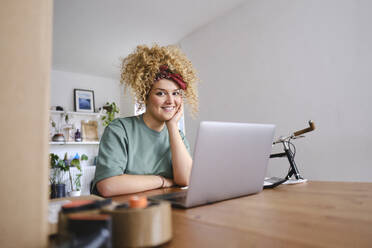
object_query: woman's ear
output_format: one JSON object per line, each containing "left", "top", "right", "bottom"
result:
{"left": 145, "top": 86, "right": 152, "bottom": 100}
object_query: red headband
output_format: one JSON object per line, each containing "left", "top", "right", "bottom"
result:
{"left": 155, "top": 65, "right": 187, "bottom": 90}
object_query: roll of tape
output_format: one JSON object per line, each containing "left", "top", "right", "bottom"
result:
{"left": 101, "top": 200, "right": 172, "bottom": 247}
{"left": 129, "top": 195, "right": 148, "bottom": 209}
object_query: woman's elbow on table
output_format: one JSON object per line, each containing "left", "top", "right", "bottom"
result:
{"left": 96, "top": 179, "right": 116, "bottom": 197}
{"left": 174, "top": 176, "right": 190, "bottom": 187}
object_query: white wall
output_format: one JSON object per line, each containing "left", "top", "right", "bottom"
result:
{"left": 181, "top": 0, "right": 372, "bottom": 182}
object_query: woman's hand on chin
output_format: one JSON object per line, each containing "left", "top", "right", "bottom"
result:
{"left": 166, "top": 101, "right": 183, "bottom": 128}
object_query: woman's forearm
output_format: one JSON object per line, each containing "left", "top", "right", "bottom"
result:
{"left": 167, "top": 124, "right": 193, "bottom": 186}
{"left": 96, "top": 174, "right": 164, "bottom": 197}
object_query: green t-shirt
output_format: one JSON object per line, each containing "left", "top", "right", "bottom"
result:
{"left": 91, "top": 114, "right": 190, "bottom": 195}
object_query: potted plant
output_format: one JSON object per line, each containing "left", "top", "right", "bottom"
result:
{"left": 51, "top": 113, "right": 66, "bottom": 142}
{"left": 71, "top": 173, "right": 82, "bottom": 197}
{"left": 50, "top": 153, "right": 69, "bottom": 198}
{"left": 68, "top": 153, "right": 86, "bottom": 197}
{"left": 101, "top": 102, "right": 119, "bottom": 127}
{"left": 80, "top": 154, "right": 89, "bottom": 166}
{"left": 62, "top": 112, "right": 74, "bottom": 142}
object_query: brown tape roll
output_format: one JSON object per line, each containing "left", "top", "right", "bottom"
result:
{"left": 101, "top": 200, "right": 172, "bottom": 248}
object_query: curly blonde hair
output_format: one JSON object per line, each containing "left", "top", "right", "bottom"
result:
{"left": 120, "top": 44, "right": 199, "bottom": 116}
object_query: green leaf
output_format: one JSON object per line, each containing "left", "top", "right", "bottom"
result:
{"left": 50, "top": 153, "right": 60, "bottom": 168}
{"left": 57, "top": 160, "right": 69, "bottom": 171}
{"left": 70, "top": 158, "right": 80, "bottom": 167}
{"left": 101, "top": 102, "right": 119, "bottom": 127}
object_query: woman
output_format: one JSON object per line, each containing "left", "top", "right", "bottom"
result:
{"left": 91, "top": 44, "right": 199, "bottom": 197}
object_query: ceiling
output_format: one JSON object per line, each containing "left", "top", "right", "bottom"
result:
{"left": 52, "top": 0, "right": 248, "bottom": 79}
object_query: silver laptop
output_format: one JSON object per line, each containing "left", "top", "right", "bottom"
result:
{"left": 149, "top": 121, "right": 275, "bottom": 208}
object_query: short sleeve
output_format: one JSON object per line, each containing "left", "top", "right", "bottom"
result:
{"left": 91, "top": 121, "right": 128, "bottom": 194}
{"left": 179, "top": 130, "right": 191, "bottom": 155}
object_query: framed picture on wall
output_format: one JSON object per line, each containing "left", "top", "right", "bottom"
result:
{"left": 74, "top": 89, "right": 95, "bottom": 112}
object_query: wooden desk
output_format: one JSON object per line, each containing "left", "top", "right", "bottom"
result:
{"left": 112, "top": 181, "right": 372, "bottom": 248}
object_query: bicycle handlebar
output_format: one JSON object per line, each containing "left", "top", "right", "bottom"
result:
{"left": 273, "top": 120, "right": 315, "bottom": 144}
{"left": 293, "top": 120, "right": 315, "bottom": 136}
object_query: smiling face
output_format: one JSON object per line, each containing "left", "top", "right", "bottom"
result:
{"left": 144, "top": 79, "right": 182, "bottom": 127}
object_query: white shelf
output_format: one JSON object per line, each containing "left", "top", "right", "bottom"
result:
{"left": 50, "top": 110, "right": 102, "bottom": 146}
{"left": 49, "top": 141, "right": 100, "bottom": 145}
{"left": 50, "top": 110, "right": 102, "bottom": 117}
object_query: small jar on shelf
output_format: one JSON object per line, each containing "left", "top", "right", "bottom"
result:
{"left": 74, "top": 129, "right": 82, "bottom": 142}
